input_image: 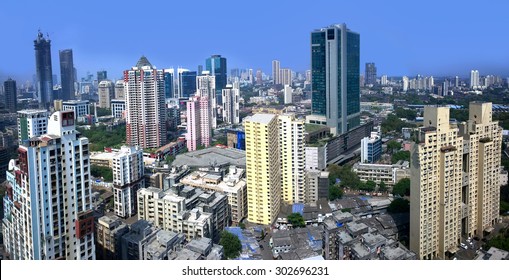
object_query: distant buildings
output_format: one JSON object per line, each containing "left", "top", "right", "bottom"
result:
{"left": 353, "top": 161, "right": 410, "bottom": 186}
{"left": 112, "top": 146, "right": 145, "bottom": 218}
{"left": 98, "top": 80, "right": 115, "bottom": 108}
{"left": 365, "top": 62, "right": 377, "bottom": 86}
{"left": 360, "top": 131, "right": 382, "bottom": 163}
{"left": 280, "top": 68, "right": 292, "bottom": 86}
{"left": 4, "top": 78, "right": 17, "bottom": 113}
{"left": 34, "top": 30, "right": 54, "bottom": 108}
{"left": 284, "top": 85, "right": 292, "bottom": 104}
{"left": 409, "top": 102, "right": 502, "bottom": 260}
{"left": 470, "top": 70, "right": 480, "bottom": 89}
{"left": 125, "top": 56, "right": 167, "bottom": 149}
{"left": 97, "top": 70, "right": 107, "bottom": 82}
{"left": 310, "top": 23, "right": 360, "bottom": 136}
{"left": 3, "top": 111, "right": 95, "bottom": 260}
{"left": 222, "top": 83, "right": 240, "bottom": 125}
{"left": 272, "top": 60, "right": 281, "bottom": 85}
{"left": 114, "top": 80, "right": 125, "bottom": 99}
{"left": 164, "top": 68, "right": 174, "bottom": 99}
{"left": 59, "top": 49, "right": 75, "bottom": 100}
{"left": 245, "top": 114, "right": 281, "bottom": 225}
{"left": 111, "top": 99, "right": 126, "bottom": 119}
{"left": 197, "top": 72, "right": 217, "bottom": 128}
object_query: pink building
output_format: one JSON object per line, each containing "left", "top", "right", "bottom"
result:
{"left": 186, "top": 95, "right": 211, "bottom": 151}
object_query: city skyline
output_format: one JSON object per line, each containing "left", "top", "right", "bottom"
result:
{"left": 1, "top": 0, "right": 509, "bottom": 83}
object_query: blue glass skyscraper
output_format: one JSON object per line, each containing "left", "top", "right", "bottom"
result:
{"left": 34, "top": 30, "right": 54, "bottom": 109}
{"left": 164, "top": 69, "right": 174, "bottom": 99}
{"left": 205, "top": 55, "right": 227, "bottom": 104}
{"left": 177, "top": 69, "right": 197, "bottom": 99}
{"left": 311, "top": 23, "right": 360, "bottom": 136}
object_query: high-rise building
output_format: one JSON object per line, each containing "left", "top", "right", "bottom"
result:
{"left": 111, "top": 99, "right": 126, "bottom": 119}
{"left": 114, "top": 80, "right": 125, "bottom": 99}
{"left": 125, "top": 56, "right": 167, "bottom": 149}
{"left": 311, "top": 23, "right": 360, "bottom": 136}
{"left": 284, "top": 85, "right": 293, "bottom": 104}
{"left": 360, "top": 132, "right": 382, "bottom": 163}
{"left": 17, "top": 109, "right": 49, "bottom": 145}
{"left": 365, "top": 62, "right": 377, "bottom": 86}
{"left": 272, "top": 60, "right": 281, "bottom": 85}
{"left": 256, "top": 70, "right": 262, "bottom": 85}
{"left": 402, "top": 76, "right": 409, "bottom": 92}
{"left": 177, "top": 68, "right": 197, "bottom": 99}
{"left": 305, "top": 70, "right": 311, "bottom": 84}
{"left": 442, "top": 80, "right": 449, "bottom": 96}
{"left": 455, "top": 76, "right": 460, "bottom": 88}
{"left": 409, "top": 103, "right": 502, "bottom": 260}
{"left": 185, "top": 95, "right": 211, "bottom": 151}
{"left": 198, "top": 65, "right": 204, "bottom": 75}
{"left": 4, "top": 78, "right": 17, "bottom": 113}
{"left": 59, "top": 49, "right": 75, "bottom": 101}
{"left": 470, "top": 70, "right": 480, "bottom": 89}
{"left": 163, "top": 68, "right": 174, "bottom": 99}
{"left": 97, "top": 70, "right": 108, "bottom": 83}
{"left": 112, "top": 146, "right": 145, "bottom": 218}
{"left": 280, "top": 68, "right": 292, "bottom": 86}
{"left": 3, "top": 111, "right": 95, "bottom": 260}
{"left": 98, "top": 80, "right": 115, "bottom": 108}
{"left": 245, "top": 114, "right": 281, "bottom": 225}
{"left": 205, "top": 55, "right": 227, "bottom": 104}
{"left": 380, "top": 75, "right": 388, "bottom": 85}
{"left": 197, "top": 72, "right": 217, "bottom": 128}
{"left": 222, "top": 84, "right": 240, "bottom": 125}
{"left": 279, "top": 114, "right": 306, "bottom": 204}
{"left": 34, "top": 30, "right": 54, "bottom": 109}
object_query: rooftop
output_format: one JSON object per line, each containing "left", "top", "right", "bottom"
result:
{"left": 172, "top": 147, "right": 246, "bottom": 168}
{"left": 136, "top": 56, "right": 152, "bottom": 68}
{"left": 244, "top": 113, "right": 276, "bottom": 124}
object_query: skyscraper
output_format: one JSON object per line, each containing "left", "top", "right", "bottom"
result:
{"left": 112, "top": 146, "right": 144, "bottom": 218}
{"left": 4, "top": 78, "right": 17, "bottom": 113}
{"left": 280, "top": 68, "right": 292, "bottom": 86}
{"left": 98, "top": 80, "right": 115, "bottom": 108}
{"left": 59, "top": 49, "right": 75, "bottom": 101}
{"left": 115, "top": 80, "right": 125, "bottom": 99}
{"left": 3, "top": 110, "right": 95, "bottom": 260}
{"left": 365, "top": 62, "right": 377, "bottom": 85}
{"left": 177, "top": 68, "right": 197, "bottom": 99}
{"left": 34, "top": 30, "right": 54, "bottom": 109}
{"left": 222, "top": 83, "right": 240, "bottom": 125}
{"left": 197, "top": 72, "right": 217, "bottom": 128}
{"left": 409, "top": 103, "right": 502, "bottom": 260}
{"left": 206, "top": 55, "right": 227, "bottom": 104}
{"left": 125, "top": 56, "right": 167, "bottom": 149}
{"left": 163, "top": 68, "right": 174, "bottom": 99}
{"left": 311, "top": 23, "right": 360, "bottom": 136}
{"left": 272, "top": 60, "right": 281, "bottom": 85}
{"left": 279, "top": 114, "right": 306, "bottom": 204}
{"left": 245, "top": 114, "right": 281, "bottom": 225}
{"left": 470, "top": 70, "right": 480, "bottom": 89}
{"left": 185, "top": 95, "right": 211, "bottom": 151}
{"left": 97, "top": 70, "right": 108, "bottom": 82}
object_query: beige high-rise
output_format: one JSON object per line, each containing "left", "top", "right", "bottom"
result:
{"left": 410, "top": 102, "right": 501, "bottom": 259}
{"left": 245, "top": 113, "right": 281, "bottom": 225}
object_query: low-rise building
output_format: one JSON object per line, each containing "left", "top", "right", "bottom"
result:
{"left": 305, "top": 170, "right": 329, "bottom": 204}
{"left": 169, "top": 237, "right": 223, "bottom": 260}
{"left": 352, "top": 160, "right": 410, "bottom": 186}
{"left": 179, "top": 166, "right": 247, "bottom": 223}
{"left": 142, "top": 230, "right": 185, "bottom": 260}
{"left": 96, "top": 216, "right": 129, "bottom": 260}
{"left": 62, "top": 100, "right": 89, "bottom": 119}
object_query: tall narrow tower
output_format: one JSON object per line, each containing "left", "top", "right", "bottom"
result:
{"left": 34, "top": 30, "right": 54, "bottom": 109}
{"left": 59, "top": 49, "right": 75, "bottom": 100}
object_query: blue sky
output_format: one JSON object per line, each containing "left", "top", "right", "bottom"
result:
{"left": 1, "top": 0, "right": 508, "bottom": 82}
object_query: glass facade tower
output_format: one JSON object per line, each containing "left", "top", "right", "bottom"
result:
{"left": 311, "top": 23, "right": 360, "bottom": 135}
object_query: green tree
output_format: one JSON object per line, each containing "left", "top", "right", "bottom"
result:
{"left": 387, "top": 198, "right": 410, "bottom": 213}
{"left": 287, "top": 213, "right": 306, "bottom": 228}
{"left": 395, "top": 107, "right": 417, "bottom": 120}
{"left": 238, "top": 222, "right": 246, "bottom": 230}
{"left": 391, "top": 151, "right": 410, "bottom": 164}
{"left": 378, "top": 181, "right": 388, "bottom": 193}
{"left": 219, "top": 231, "right": 242, "bottom": 259}
{"left": 91, "top": 165, "right": 113, "bottom": 182}
{"left": 392, "top": 178, "right": 410, "bottom": 197}
{"left": 80, "top": 124, "right": 126, "bottom": 151}
{"left": 387, "top": 140, "right": 402, "bottom": 154}
{"left": 360, "top": 180, "right": 376, "bottom": 192}
{"left": 329, "top": 185, "right": 343, "bottom": 200}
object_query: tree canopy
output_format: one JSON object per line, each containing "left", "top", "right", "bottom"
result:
{"left": 392, "top": 178, "right": 410, "bottom": 197}
{"left": 219, "top": 231, "right": 242, "bottom": 259}
{"left": 287, "top": 213, "right": 306, "bottom": 228}
{"left": 329, "top": 185, "right": 343, "bottom": 200}
{"left": 392, "top": 150, "right": 410, "bottom": 164}
{"left": 381, "top": 114, "right": 415, "bottom": 134}
{"left": 79, "top": 124, "right": 126, "bottom": 151}
{"left": 387, "top": 198, "right": 410, "bottom": 213}
{"left": 387, "top": 140, "right": 402, "bottom": 154}
{"left": 91, "top": 165, "right": 113, "bottom": 182}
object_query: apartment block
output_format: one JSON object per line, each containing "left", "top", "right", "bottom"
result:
{"left": 112, "top": 146, "right": 145, "bottom": 218}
